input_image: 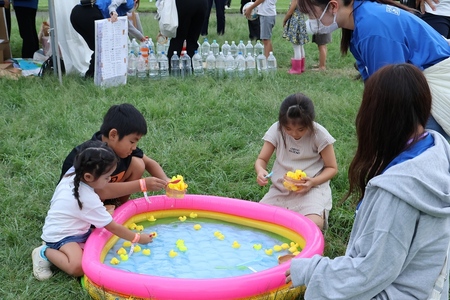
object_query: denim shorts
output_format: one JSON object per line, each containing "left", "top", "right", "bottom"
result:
{"left": 45, "top": 230, "right": 91, "bottom": 250}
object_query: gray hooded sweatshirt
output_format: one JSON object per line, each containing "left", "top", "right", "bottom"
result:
{"left": 290, "top": 131, "right": 450, "bottom": 299}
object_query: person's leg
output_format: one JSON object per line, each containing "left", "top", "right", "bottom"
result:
{"left": 317, "top": 44, "right": 327, "bottom": 70}
{"left": 214, "top": 0, "right": 226, "bottom": 35}
{"left": 116, "top": 156, "right": 145, "bottom": 204}
{"left": 200, "top": 0, "right": 213, "bottom": 36}
{"left": 45, "top": 242, "right": 84, "bottom": 277}
{"left": 70, "top": 5, "right": 103, "bottom": 77}
{"left": 14, "top": 6, "right": 39, "bottom": 58}
{"left": 248, "top": 18, "right": 260, "bottom": 40}
{"left": 259, "top": 16, "right": 275, "bottom": 57}
{"left": 305, "top": 214, "right": 324, "bottom": 231}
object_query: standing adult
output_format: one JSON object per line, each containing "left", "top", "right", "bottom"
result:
{"left": 297, "top": 0, "right": 450, "bottom": 140}
{"left": 70, "top": 0, "right": 134, "bottom": 78}
{"left": 12, "top": 0, "right": 39, "bottom": 58}
{"left": 201, "top": 0, "right": 226, "bottom": 36}
{"left": 167, "top": 0, "right": 208, "bottom": 61}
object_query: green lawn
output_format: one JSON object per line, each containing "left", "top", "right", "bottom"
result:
{"left": 1, "top": 10, "right": 362, "bottom": 300}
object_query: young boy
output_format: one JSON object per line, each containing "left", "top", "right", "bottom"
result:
{"left": 244, "top": 0, "right": 277, "bottom": 57}
{"left": 60, "top": 103, "right": 169, "bottom": 207}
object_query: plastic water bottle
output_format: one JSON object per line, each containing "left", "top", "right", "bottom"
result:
{"left": 245, "top": 40, "right": 254, "bottom": 57}
{"left": 156, "top": 39, "right": 165, "bottom": 56}
{"left": 140, "top": 40, "right": 149, "bottom": 60}
{"left": 245, "top": 52, "right": 256, "bottom": 76}
{"left": 237, "top": 40, "right": 245, "bottom": 57}
{"left": 216, "top": 51, "right": 225, "bottom": 79}
{"left": 147, "top": 38, "right": 154, "bottom": 53}
{"left": 210, "top": 39, "right": 220, "bottom": 57}
{"left": 235, "top": 52, "right": 246, "bottom": 78}
{"left": 192, "top": 50, "right": 204, "bottom": 76}
{"left": 205, "top": 51, "right": 216, "bottom": 77}
{"left": 131, "top": 38, "right": 139, "bottom": 56}
{"left": 222, "top": 41, "right": 231, "bottom": 56}
{"left": 201, "top": 38, "right": 210, "bottom": 62}
{"left": 137, "top": 51, "right": 147, "bottom": 79}
{"left": 254, "top": 40, "right": 264, "bottom": 56}
{"left": 148, "top": 50, "right": 159, "bottom": 80}
{"left": 159, "top": 51, "right": 169, "bottom": 79}
{"left": 127, "top": 50, "right": 136, "bottom": 76}
{"left": 164, "top": 38, "right": 170, "bottom": 55}
{"left": 225, "top": 52, "right": 235, "bottom": 78}
{"left": 180, "top": 50, "right": 192, "bottom": 78}
{"left": 256, "top": 53, "right": 267, "bottom": 76}
{"left": 171, "top": 51, "right": 181, "bottom": 77}
{"left": 230, "top": 41, "right": 238, "bottom": 58}
{"left": 267, "top": 51, "right": 277, "bottom": 76}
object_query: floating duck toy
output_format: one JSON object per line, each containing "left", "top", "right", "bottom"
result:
{"left": 135, "top": 225, "right": 144, "bottom": 232}
{"left": 128, "top": 223, "right": 137, "bottom": 230}
{"left": 179, "top": 216, "right": 187, "bottom": 222}
{"left": 142, "top": 249, "right": 151, "bottom": 256}
{"left": 117, "top": 247, "right": 127, "bottom": 255}
{"left": 289, "top": 246, "right": 298, "bottom": 253}
{"left": 217, "top": 234, "right": 225, "bottom": 240}
{"left": 293, "top": 251, "right": 300, "bottom": 256}
{"left": 176, "top": 239, "right": 185, "bottom": 246}
{"left": 151, "top": 231, "right": 158, "bottom": 238}
{"left": 110, "top": 257, "right": 120, "bottom": 265}
{"left": 265, "top": 249, "right": 274, "bottom": 256}
{"left": 120, "top": 254, "right": 129, "bottom": 261}
{"left": 169, "top": 250, "right": 178, "bottom": 258}
{"left": 178, "top": 245, "right": 188, "bottom": 252}
{"left": 253, "top": 244, "right": 262, "bottom": 250}
{"left": 133, "top": 245, "right": 141, "bottom": 253}
{"left": 148, "top": 216, "right": 157, "bottom": 222}
{"left": 193, "top": 224, "right": 201, "bottom": 230}
{"left": 281, "top": 243, "right": 290, "bottom": 250}
{"left": 214, "top": 231, "right": 222, "bottom": 237}
{"left": 189, "top": 212, "right": 198, "bottom": 218}
{"left": 232, "top": 241, "right": 241, "bottom": 249}
{"left": 123, "top": 241, "right": 132, "bottom": 247}
{"left": 273, "top": 245, "right": 282, "bottom": 252}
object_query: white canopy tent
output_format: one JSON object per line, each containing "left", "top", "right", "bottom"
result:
{"left": 48, "top": 0, "right": 91, "bottom": 82}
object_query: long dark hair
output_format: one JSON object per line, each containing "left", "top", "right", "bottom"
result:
{"left": 278, "top": 93, "right": 316, "bottom": 147}
{"left": 69, "top": 141, "right": 118, "bottom": 209}
{"left": 345, "top": 63, "right": 431, "bottom": 203}
{"left": 297, "top": 0, "right": 416, "bottom": 55}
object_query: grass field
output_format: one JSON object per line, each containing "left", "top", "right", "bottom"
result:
{"left": 1, "top": 7, "right": 362, "bottom": 300}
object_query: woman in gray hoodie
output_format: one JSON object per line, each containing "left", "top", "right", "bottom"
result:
{"left": 286, "top": 63, "right": 450, "bottom": 300}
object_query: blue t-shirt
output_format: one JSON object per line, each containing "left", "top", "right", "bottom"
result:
{"left": 351, "top": 1, "right": 450, "bottom": 81}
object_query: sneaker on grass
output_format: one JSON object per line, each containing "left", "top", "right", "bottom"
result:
{"left": 32, "top": 245, "right": 53, "bottom": 280}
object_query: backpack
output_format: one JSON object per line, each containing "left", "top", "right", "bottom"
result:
{"left": 38, "top": 55, "right": 65, "bottom": 77}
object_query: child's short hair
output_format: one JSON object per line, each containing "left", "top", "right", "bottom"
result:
{"left": 99, "top": 103, "right": 147, "bottom": 140}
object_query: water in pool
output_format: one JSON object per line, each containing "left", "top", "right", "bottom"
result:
{"left": 104, "top": 217, "right": 300, "bottom": 278}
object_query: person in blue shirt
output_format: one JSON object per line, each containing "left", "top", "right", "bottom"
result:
{"left": 298, "top": 0, "right": 450, "bottom": 140}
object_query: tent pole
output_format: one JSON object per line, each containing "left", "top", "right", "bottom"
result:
{"left": 48, "top": 0, "right": 62, "bottom": 84}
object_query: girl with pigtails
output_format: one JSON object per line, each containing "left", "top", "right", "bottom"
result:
{"left": 32, "top": 140, "right": 153, "bottom": 281}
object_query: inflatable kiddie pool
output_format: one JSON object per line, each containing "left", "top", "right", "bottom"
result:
{"left": 82, "top": 194, "right": 324, "bottom": 300}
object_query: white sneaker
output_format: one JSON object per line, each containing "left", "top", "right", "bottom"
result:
{"left": 32, "top": 245, "right": 53, "bottom": 280}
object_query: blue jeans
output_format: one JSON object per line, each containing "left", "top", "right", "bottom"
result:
{"left": 426, "top": 115, "right": 450, "bottom": 141}
{"left": 45, "top": 230, "right": 91, "bottom": 250}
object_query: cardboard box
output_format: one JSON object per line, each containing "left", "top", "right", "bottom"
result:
{"left": 0, "top": 7, "right": 12, "bottom": 62}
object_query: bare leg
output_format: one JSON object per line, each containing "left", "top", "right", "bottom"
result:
{"left": 45, "top": 242, "right": 84, "bottom": 277}
{"left": 118, "top": 156, "right": 145, "bottom": 204}
{"left": 317, "top": 44, "right": 327, "bottom": 70}
{"left": 305, "top": 214, "right": 324, "bottom": 230}
{"left": 263, "top": 39, "right": 273, "bottom": 58}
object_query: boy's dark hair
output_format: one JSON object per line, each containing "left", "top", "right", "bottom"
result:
{"left": 70, "top": 140, "right": 118, "bottom": 209}
{"left": 99, "top": 103, "right": 148, "bottom": 140}
{"left": 278, "top": 93, "right": 316, "bottom": 147}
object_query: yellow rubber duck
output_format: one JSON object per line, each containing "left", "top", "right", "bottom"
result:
{"left": 123, "top": 241, "right": 132, "bottom": 247}
{"left": 293, "top": 251, "right": 300, "bottom": 255}
{"left": 273, "top": 245, "right": 282, "bottom": 252}
{"left": 193, "top": 224, "right": 201, "bottom": 230}
{"left": 178, "top": 245, "right": 188, "bottom": 252}
{"left": 151, "top": 231, "right": 158, "bottom": 238}
{"left": 253, "top": 244, "right": 262, "bottom": 250}
{"left": 148, "top": 216, "right": 157, "bottom": 222}
{"left": 135, "top": 225, "right": 144, "bottom": 232}
{"left": 117, "top": 247, "right": 127, "bottom": 255}
{"left": 179, "top": 216, "right": 187, "bottom": 222}
{"left": 142, "top": 249, "right": 151, "bottom": 256}
{"left": 176, "top": 239, "right": 185, "bottom": 246}
{"left": 110, "top": 257, "right": 120, "bottom": 265}
{"left": 265, "top": 249, "right": 274, "bottom": 256}
{"left": 281, "top": 243, "right": 290, "bottom": 250}
{"left": 128, "top": 223, "right": 137, "bottom": 230}
{"left": 232, "top": 241, "right": 241, "bottom": 249}
{"left": 169, "top": 250, "right": 178, "bottom": 258}
{"left": 189, "top": 212, "right": 198, "bottom": 218}
{"left": 217, "top": 234, "right": 225, "bottom": 240}
{"left": 120, "top": 254, "right": 129, "bottom": 261}
{"left": 288, "top": 246, "right": 298, "bottom": 253}
{"left": 133, "top": 245, "right": 141, "bottom": 253}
